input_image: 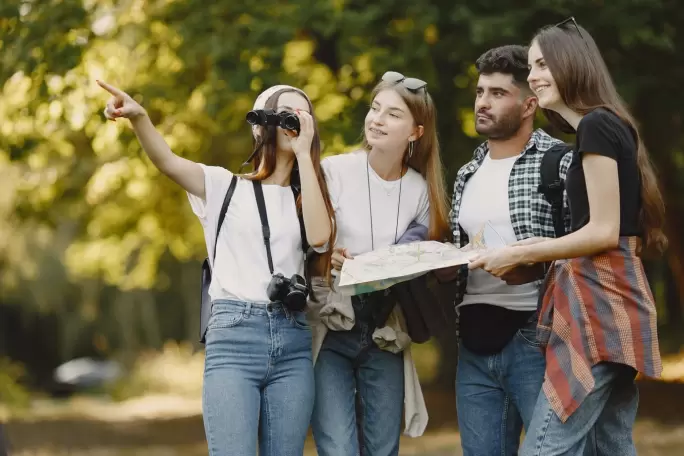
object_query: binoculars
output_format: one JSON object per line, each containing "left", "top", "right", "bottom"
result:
{"left": 246, "top": 109, "right": 300, "bottom": 134}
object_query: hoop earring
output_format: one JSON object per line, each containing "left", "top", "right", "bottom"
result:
{"left": 408, "top": 140, "right": 414, "bottom": 159}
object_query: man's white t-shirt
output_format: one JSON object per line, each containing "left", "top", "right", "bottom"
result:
{"left": 187, "top": 164, "right": 305, "bottom": 304}
{"left": 458, "top": 153, "right": 538, "bottom": 311}
{"left": 322, "top": 150, "right": 430, "bottom": 257}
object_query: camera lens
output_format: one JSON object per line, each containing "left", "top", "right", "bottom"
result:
{"left": 280, "top": 113, "right": 300, "bottom": 131}
{"left": 245, "top": 110, "right": 261, "bottom": 125}
{"left": 286, "top": 293, "right": 307, "bottom": 312}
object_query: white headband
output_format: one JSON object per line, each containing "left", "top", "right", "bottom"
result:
{"left": 253, "top": 84, "right": 301, "bottom": 109}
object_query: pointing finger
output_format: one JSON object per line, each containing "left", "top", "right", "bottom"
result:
{"left": 96, "top": 80, "right": 126, "bottom": 98}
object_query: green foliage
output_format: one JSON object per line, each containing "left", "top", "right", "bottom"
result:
{"left": 0, "top": 0, "right": 683, "bottom": 366}
{"left": 0, "top": 357, "right": 30, "bottom": 409}
{"left": 0, "top": 0, "right": 90, "bottom": 84}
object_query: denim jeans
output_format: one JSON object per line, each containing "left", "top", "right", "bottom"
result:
{"left": 519, "top": 362, "right": 638, "bottom": 456}
{"left": 456, "top": 318, "right": 546, "bottom": 456}
{"left": 202, "top": 300, "right": 314, "bottom": 456}
{"left": 311, "top": 298, "right": 404, "bottom": 456}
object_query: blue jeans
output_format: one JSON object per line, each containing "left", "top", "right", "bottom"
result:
{"left": 519, "top": 362, "right": 638, "bottom": 456}
{"left": 456, "top": 319, "right": 546, "bottom": 456}
{"left": 202, "top": 300, "right": 314, "bottom": 456}
{"left": 311, "top": 307, "right": 404, "bottom": 456}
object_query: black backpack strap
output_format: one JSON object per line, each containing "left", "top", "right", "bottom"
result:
{"left": 201, "top": 173, "right": 238, "bottom": 343}
{"left": 212, "top": 175, "right": 239, "bottom": 263}
{"left": 252, "top": 180, "right": 275, "bottom": 274}
{"left": 538, "top": 143, "right": 571, "bottom": 238}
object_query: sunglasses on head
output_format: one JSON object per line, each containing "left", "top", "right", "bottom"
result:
{"left": 381, "top": 71, "right": 429, "bottom": 101}
{"left": 554, "top": 16, "right": 586, "bottom": 41}
{"left": 382, "top": 71, "right": 427, "bottom": 92}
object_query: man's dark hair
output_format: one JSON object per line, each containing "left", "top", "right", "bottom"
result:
{"left": 475, "top": 45, "right": 530, "bottom": 88}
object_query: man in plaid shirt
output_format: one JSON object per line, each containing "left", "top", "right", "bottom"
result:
{"left": 435, "top": 45, "right": 572, "bottom": 455}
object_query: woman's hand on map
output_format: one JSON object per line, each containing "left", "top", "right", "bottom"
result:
{"left": 331, "top": 247, "right": 353, "bottom": 271}
{"left": 468, "top": 246, "right": 525, "bottom": 277}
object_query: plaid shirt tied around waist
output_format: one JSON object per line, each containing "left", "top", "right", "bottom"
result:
{"left": 538, "top": 236, "right": 662, "bottom": 422}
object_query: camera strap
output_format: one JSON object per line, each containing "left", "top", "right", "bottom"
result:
{"left": 252, "top": 180, "right": 308, "bottom": 276}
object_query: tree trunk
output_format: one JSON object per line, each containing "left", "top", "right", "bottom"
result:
{"left": 635, "top": 94, "right": 684, "bottom": 317}
{"left": 431, "top": 331, "right": 459, "bottom": 391}
{"left": 666, "top": 253, "right": 684, "bottom": 328}
{"left": 0, "top": 423, "right": 9, "bottom": 456}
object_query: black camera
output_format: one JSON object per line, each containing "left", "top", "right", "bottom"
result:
{"left": 246, "top": 109, "right": 300, "bottom": 134}
{"left": 267, "top": 273, "right": 309, "bottom": 311}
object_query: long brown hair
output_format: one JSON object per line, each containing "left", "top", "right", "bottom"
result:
{"left": 244, "top": 88, "right": 337, "bottom": 283}
{"left": 533, "top": 23, "right": 667, "bottom": 253}
{"left": 361, "top": 81, "right": 450, "bottom": 241}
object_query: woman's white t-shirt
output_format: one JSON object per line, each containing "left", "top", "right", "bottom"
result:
{"left": 322, "top": 150, "right": 430, "bottom": 257}
{"left": 187, "top": 164, "right": 305, "bottom": 304}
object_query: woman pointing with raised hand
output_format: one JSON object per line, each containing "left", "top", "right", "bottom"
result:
{"left": 97, "top": 80, "right": 334, "bottom": 456}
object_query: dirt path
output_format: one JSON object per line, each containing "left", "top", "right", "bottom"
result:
{"left": 5, "top": 420, "right": 684, "bottom": 455}
{"left": 4, "top": 380, "right": 684, "bottom": 455}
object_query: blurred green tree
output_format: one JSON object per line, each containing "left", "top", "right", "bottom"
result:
{"left": 1, "top": 0, "right": 682, "bottom": 388}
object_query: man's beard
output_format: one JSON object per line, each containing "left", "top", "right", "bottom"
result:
{"left": 475, "top": 109, "right": 523, "bottom": 140}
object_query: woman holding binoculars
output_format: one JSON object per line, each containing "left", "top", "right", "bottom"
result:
{"left": 97, "top": 80, "right": 334, "bottom": 456}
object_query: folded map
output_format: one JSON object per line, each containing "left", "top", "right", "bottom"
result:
{"left": 336, "top": 222, "right": 504, "bottom": 296}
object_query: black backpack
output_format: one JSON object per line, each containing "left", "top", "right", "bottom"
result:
{"left": 538, "top": 143, "right": 573, "bottom": 238}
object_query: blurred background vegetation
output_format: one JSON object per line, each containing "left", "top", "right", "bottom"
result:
{"left": 1, "top": 0, "right": 684, "bottom": 454}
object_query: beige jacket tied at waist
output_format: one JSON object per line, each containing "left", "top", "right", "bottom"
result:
{"left": 307, "top": 277, "right": 428, "bottom": 438}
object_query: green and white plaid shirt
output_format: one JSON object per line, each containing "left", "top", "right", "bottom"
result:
{"left": 449, "top": 128, "right": 572, "bottom": 309}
